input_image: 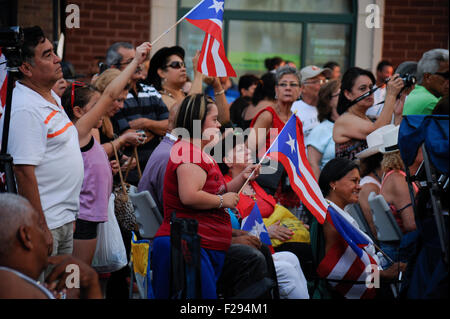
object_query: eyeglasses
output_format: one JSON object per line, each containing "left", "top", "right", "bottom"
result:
{"left": 166, "top": 61, "right": 185, "bottom": 69}
{"left": 70, "top": 81, "right": 87, "bottom": 110}
{"left": 433, "top": 71, "right": 449, "bottom": 80}
{"left": 303, "top": 79, "right": 328, "bottom": 85}
{"left": 116, "top": 58, "right": 133, "bottom": 68}
{"left": 277, "top": 82, "right": 300, "bottom": 88}
{"left": 331, "top": 92, "right": 340, "bottom": 98}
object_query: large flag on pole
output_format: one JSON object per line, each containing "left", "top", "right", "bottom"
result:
{"left": 264, "top": 114, "right": 379, "bottom": 298}
{"left": 0, "top": 48, "right": 7, "bottom": 110}
{"left": 266, "top": 114, "right": 328, "bottom": 224}
{"left": 185, "top": 0, "right": 236, "bottom": 77}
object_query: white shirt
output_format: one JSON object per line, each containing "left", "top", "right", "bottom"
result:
{"left": 0, "top": 81, "right": 84, "bottom": 229}
{"left": 366, "top": 86, "right": 386, "bottom": 119}
{"left": 291, "top": 100, "right": 319, "bottom": 140}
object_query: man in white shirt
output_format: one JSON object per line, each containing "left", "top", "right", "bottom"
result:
{"left": 0, "top": 26, "right": 84, "bottom": 259}
{"left": 366, "top": 60, "right": 394, "bottom": 119}
{"left": 291, "top": 65, "right": 331, "bottom": 140}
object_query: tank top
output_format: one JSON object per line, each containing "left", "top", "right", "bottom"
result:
{"left": 156, "top": 139, "right": 232, "bottom": 251}
{"left": 250, "top": 106, "right": 286, "bottom": 155}
{"left": 335, "top": 138, "right": 368, "bottom": 161}
{"left": 79, "top": 136, "right": 113, "bottom": 222}
{"left": 381, "top": 170, "right": 419, "bottom": 233}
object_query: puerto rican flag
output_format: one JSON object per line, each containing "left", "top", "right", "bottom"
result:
{"left": 317, "top": 203, "right": 378, "bottom": 299}
{"left": 265, "top": 114, "right": 378, "bottom": 298}
{"left": 266, "top": 114, "right": 328, "bottom": 224}
{"left": 241, "top": 202, "right": 274, "bottom": 253}
{"left": 0, "top": 48, "right": 7, "bottom": 111}
{"left": 185, "top": 0, "right": 236, "bottom": 77}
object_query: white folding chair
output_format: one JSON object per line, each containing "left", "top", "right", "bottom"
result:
{"left": 128, "top": 190, "right": 163, "bottom": 298}
{"left": 368, "top": 192, "right": 403, "bottom": 242}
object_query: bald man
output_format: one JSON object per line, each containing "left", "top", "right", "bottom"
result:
{"left": 0, "top": 193, "right": 101, "bottom": 299}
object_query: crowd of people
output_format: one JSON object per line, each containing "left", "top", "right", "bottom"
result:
{"left": 0, "top": 25, "right": 448, "bottom": 300}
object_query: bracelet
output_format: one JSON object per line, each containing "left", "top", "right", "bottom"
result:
{"left": 214, "top": 89, "right": 225, "bottom": 96}
{"left": 218, "top": 195, "right": 224, "bottom": 209}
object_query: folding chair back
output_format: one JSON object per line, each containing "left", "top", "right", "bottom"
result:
{"left": 129, "top": 190, "right": 163, "bottom": 239}
{"left": 368, "top": 192, "right": 403, "bottom": 242}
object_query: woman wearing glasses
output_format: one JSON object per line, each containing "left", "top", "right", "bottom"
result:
{"left": 146, "top": 46, "right": 203, "bottom": 110}
{"left": 247, "top": 66, "right": 303, "bottom": 212}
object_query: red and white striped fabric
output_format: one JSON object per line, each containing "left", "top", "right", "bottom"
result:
{"left": 197, "top": 33, "right": 236, "bottom": 77}
{"left": 0, "top": 48, "right": 7, "bottom": 110}
{"left": 266, "top": 114, "right": 328, "bottom": 223}
{"left": 317, "top": 202, "right": 378, "bottom": 299}
{"left": 185, "top": 0, "right": 236, "bottom": 77}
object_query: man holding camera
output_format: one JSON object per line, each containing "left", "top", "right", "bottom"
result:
{"left": 403, "top": 48, "right": 449, "bottom": 115}
{"left": 0, "top": 26, "right": 84, "bottom": 262}
{"left": 104, "top": 42, "right": 169, "bottom": 186}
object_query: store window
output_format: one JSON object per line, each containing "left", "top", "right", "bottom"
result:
{"left": 178, "top": 0, "right": 356, "bottom": 78}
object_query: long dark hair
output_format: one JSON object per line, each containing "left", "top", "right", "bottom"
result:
{"left": 317, "top": 79, "right": 340, "bottom": 122}
{"left": 318, "top": 158, "right": 359, "bottom": 197}
{"left": 252, "top": 72, "right": 276, "bottom": 106}
{"left": 337, "top": 67, "right": 375, "bottom": 115}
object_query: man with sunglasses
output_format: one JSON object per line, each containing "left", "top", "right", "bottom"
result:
{"left": 0, "top": 26, "right": 84, "bottom": 265}
{"left": 291, "top": 65, "right": 331, "bottom": 140}
{"left": 403, "top": 48, "right": 449, "bottom": 115}
{"left": 105, "top": 42, "right": 169, "bottom": 185}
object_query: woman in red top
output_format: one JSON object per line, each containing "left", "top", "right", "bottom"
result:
{"left": 247, "top": 66, "right": 303, "bottom": 210}
{"left": 152, "top": 94, "right": 259, "bottom": 299}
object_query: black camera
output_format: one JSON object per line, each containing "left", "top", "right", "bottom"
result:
{"left": 0, "top": 26, "right": 24, "bottom": 68}
{"left": 400, "top": 73, "right": 417, "bottom": 88}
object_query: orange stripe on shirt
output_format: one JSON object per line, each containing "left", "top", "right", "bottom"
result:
{"left": 44, "top": 110, "right": 58, "bottom": 124}
{"left": 47, "top": 122, "right": 73, "bottom": 138}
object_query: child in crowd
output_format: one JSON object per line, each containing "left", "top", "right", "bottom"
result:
{"left": 61, "top": 42, "right": 152, "bottom": 264}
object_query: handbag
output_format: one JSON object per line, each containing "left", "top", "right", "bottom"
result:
{"left": 110, "top": 142, "right": 141, "bottom": 232}
{"left": 91, "top": 193, "right": 128, "bottom": 273}
{"left": 263, "top": 204, "right": 310, "bottom": 247}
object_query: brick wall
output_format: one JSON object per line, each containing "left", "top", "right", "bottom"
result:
{"left": 383, "top": 0, "right": 449, "bottom": 69}
{"left": 64, "top": 0, "right": 151, "bottom": 81}
{"left": 17, "top": 0, "right": 53, "bottom": 40}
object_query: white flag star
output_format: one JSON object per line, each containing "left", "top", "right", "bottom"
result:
{"left": 286, "top": 134, "right": 296, "bottom": 153}
{"left": 208, "top": 0, "right": 224, "bottom": 13}
{"left": 249, "top": 219, "right": 267, "bottom": 237}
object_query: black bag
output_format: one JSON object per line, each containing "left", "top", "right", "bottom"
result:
{"left": 170, "top": 212, "right": 202, "bottom": 299}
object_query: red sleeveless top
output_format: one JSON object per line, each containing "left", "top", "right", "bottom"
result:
{"left": 250, "top": 106, "right": 286, "bottom": 156}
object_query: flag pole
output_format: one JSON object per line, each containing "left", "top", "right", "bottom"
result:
{"left": 150, "top": 0, "right": 205, "bottom": 46}
{"left": 237, "top": 113, "right": 296, "bottom": 195}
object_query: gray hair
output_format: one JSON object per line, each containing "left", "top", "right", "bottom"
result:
{"left": 416, "top": 49, "right": 449, "bottom": 84}
{"left": 105, "top": 42, "right": 134, "bottom": 68}
{"left": 0, "top": 194, "right": 34, "bottom": 259}
{"left": 275, "top": 65, "right": 301, "bottom": 84}
{"left": 395, "top": 61, "right": 418, "bottom": 78}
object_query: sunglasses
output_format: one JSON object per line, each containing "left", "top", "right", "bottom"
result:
{"left": 165, "top": 61, "right": 185, "bottom": 69}
{"left": 70, "top": 81, "right": 87, "bottom": 110}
